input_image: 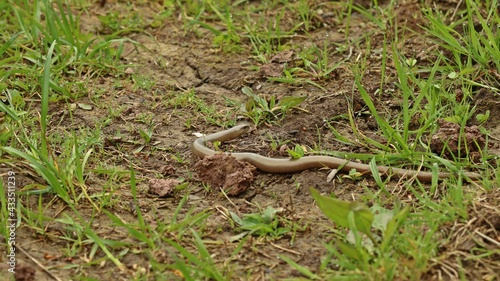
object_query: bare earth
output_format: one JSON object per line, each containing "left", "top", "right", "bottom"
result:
{"left": 2, "top": 1, "right": 499, "bottom": 280}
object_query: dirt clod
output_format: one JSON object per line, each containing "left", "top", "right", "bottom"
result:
{"left": 148, "top": 178, "right": 180, "bottom": 197}
{"left": 158, "top": 164, "right": 176, "bottom": 176}
{"left": 15, "top": 263, "right": 36, "bottom": 281}
{"left": 430, "top": 120, "right": 486, "bottom": 157}
{"left": 258, "top": 50, "right": 294, "bottom": 78}
{"left": 194, "top": 154, "right": 256, "bottom": 196}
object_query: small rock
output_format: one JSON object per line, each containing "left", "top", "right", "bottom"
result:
{"left": 125, "top": 67, "right": 134, "bottom": 75}
{"left": 148, "top": 178, "right": 180, "bottom": 197}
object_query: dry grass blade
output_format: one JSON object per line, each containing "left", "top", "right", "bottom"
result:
{"left": 424, "top": 189, "right": 500, "bottom": 280}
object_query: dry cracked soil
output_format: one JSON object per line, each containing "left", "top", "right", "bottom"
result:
{"left": 2, "top": 0, "right": 500, "bottom": 280}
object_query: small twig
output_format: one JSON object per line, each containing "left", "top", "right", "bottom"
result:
{"left": 44, "top": 205, "right": 68, "bottom": 233}
{"left": 309, "top": 90, "right": 349, "bottom": 103}
{"left": 450, "top": 0, "right": 463, "bottom": 22}
{"left": 474, "top": 229, "right": 500, "bottom": 247}
{"left": 439, "top": 259, "right": 459, "bottom": 280}
{"left": 292, "top": 106, "right": 310, "bottom": 114}
{"left": 17, "top": 245, "right": 63, "bottom": 281}
{"left": 214, "top": 205, "right": 231, "bottom": 221}
{"left": 109, "top": 147, "right": 157, "bottom": 174}
{"left": 254, "top": 247, "right": 279, "bottom": 261}
{"left": 489, "top": 134, "right": 500, "bottom": 142}
{"left": 219, "top": 187, "right": 240, "bottom": 216}
{"left": 269, "top": 241, "right": 301, "bottom": 256}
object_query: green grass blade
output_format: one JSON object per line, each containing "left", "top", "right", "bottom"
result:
{"left": 280, "top": 255, "right": 321, "bottom": 279}
{"left": 0, "top": 32, "right": 22, "bottom": 57}
{"left": 354, "top": 73, "right": 409, "bottom": 154}
{"left": 85, "top": 229, "right": 126, "bottom": 271}
{"left": 41, "top": 40, "right": 57, "bottom": 157}
{"left": 1, "top": 147, "right": 69, "bottom": 202}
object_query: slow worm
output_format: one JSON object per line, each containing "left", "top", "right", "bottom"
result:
{"left": 192, "top": 124, "right": 481, "bottom": 183}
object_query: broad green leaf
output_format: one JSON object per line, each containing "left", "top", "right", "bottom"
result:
{"left": 381, "top": 205, "right": 410, "bottom": 251}
{"left": 261, "top": 206, "right": 280, "bottom": 222}
{"left": 287, "top": 144, "right": 304, "bottom": 159}
{"left": 280, "top": 255, "right": 321, "bottom": 280}
{"left": 277, "top": 96, "right": 306, "bottom": 108}
{"left": 245, "top": 98, "right": 255, "bottom": 113}
{"left": 241, "top": 86, "right": 254, "bottom": 96}
{"left": 310, "top": 187, "right": 373, "bottom": 236}
{"left": 346, "top": 229, "right": 375, "bottom": 253}
{"left": 175, "top": 182, "right": 189, "bottom": 192}
{"left": 476, "top": 110, "right": 490, "bottom": 123}
{"left": 230, "top": 211, "right": 243, "bottom": 226}
{"left": 77, "top": 102, "right": 93, "bottom": 110}
{"left": 370, "top": 204, "right": 394, "bottom": 232}
{"left": 444, "top": 115, "right": 461, "bottom": 123}
{"left": 336, "top": 240, "right": 364, "bottom": 262}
